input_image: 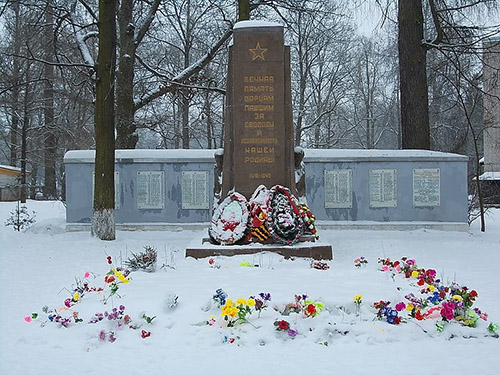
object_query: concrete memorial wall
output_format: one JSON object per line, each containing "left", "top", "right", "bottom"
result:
{"left": 64, "top": 149, "right": 215, "bottom": 230}
{"left": 64, "top": 148, "right": 468, "bottom": 231}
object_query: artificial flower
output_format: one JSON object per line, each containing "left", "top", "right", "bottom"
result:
{"left": 353, "top": 294, "right": 363, "bottom": 304}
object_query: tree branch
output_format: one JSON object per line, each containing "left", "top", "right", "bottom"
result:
{"left": 427, "top": 0, "right": 445, "bottom": 48}
{"left": 134, "top": 27, "right": 232, "bottom": 111}
{"left": 135, "top": 0, "right": 161, "bottom": 47}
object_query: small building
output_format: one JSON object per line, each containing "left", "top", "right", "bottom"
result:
{"left": 0, "top": 165, "right": 30, "bottom": 201}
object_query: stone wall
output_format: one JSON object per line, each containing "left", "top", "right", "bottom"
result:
{"left": 64, "top": 149, "right": 468, "bottom": 230}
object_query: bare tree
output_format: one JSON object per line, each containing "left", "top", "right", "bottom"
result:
{"left": 115, "top": 0, "right": 161, "bottom": 149}
{"left": 92, "top": 0, "right": 117, "bottom": 240}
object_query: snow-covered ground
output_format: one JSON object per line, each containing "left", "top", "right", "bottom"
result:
{"left": 0, "top": 200, "right": 499, "bottom": 375}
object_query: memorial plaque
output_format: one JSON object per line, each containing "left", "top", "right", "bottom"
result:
{"left": 222, "top": 21, "right": 295, "bottom": 199}
{"left": 137, "top": 171, "right": 164, "bottom": 209}
{"left": 324, "top": 170, "right": 352, "bottom": 208}
{"left": 413, "top": 168, "right": 440, "bottom": 206}
{"left": 93, "top": 172, "right": 120, "bottom": 209}
{"left": 369, "top": 169, "right": 397, "bottom": 208}
{"left": 182, "top": 171, "right": 209, "bottom": 209}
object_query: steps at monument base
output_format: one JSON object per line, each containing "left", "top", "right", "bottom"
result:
{"left": 185, "top": 238, "right": 333, "bottom": 260}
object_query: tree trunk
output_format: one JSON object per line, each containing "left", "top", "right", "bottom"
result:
{"left": 204, "top": 90, "right": 213, "bottom": 148}
{"left": 10, "top": 1, "right": 21, "bottom": 166}
{"left": 93, "top": 0, "right": 117, "bottom": 241}
{"left": 44, "top": 0, "right": 58, "bottom": 199}
{"left": 182, "top": 93, "right": 190, "bottom": 149}
{"left": 398, "top": 0, "right": 430, "bottom": 149}
{"left": 20, "top": 75, "right": 31, "bottom": 204}
{"left": 115, "top": 0, "right": 137, "bottom": 149}
{"left": 238, "top": 0, "right": 250, "bottom": 21}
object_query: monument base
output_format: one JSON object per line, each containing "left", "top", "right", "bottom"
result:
{"left": 185, "top": 237, "right": 333, "bottom": 260}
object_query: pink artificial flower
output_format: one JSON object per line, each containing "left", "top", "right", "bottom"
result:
{"left": 99, "top": 330, "right": 107, "bottom": 341}
{"left": 381, "top": 265, "right": 390, "bottom": 272}
{"left": 84, "top": 272, "right": 90, "bottom": 278}
{"left": 441, "top": 302, "right": 455, "bottom": 321}
{"left": 395, "top": 302, "right": 406, "bottom": 312}
{"left": 425, "top": 307, "right": 443, "bottom": 320}
{"left": 24, "top": 316, "right": 32, "bottom": 323}
{"left": 395, "top": 264, "right": 402, "bottom": 273}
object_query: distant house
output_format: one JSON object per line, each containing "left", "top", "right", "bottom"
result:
{"left": 0, "top": 165, "right": 30, "bottom": 201}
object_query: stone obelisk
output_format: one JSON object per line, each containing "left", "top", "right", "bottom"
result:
{"left": 222, "top": 21, "right": 295, "bottom": 199}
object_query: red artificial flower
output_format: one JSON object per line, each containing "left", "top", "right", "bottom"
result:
{"left": 470, "top": 290, "right": 478, "bottom": 298}
{"left": 141, "top": 330, "right": 151, "bottom": 338}
{"left": 229, "top": 338, "right": 235, "bottom": 343}
{"left": 278, "top": 320, "right": 290, "bottom": 330}
{"left": 415, "top": 310, "right": 424, "bottom": 321}
{"left": 306, "top": 304, "right": 317, "bottom": 316}
{"left": 393, "top": 261, "right": 400, "bottom": 267}
{"left": 104, "top": 275, "right": 115, "bottom": 283}
{"left": 208, "top": 258, "right": 215, "bottom": 265}
{"left": 124, "top": 315, "right": 131, "bottom": 324}
{"left": 394, "top": 316, "right": 401, "bottom": 325}
{"left": 417, "top": 279, "right": 425, "bottom": 286}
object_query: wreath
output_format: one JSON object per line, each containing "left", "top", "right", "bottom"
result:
{"left": 267, "top": 185, "right": 305, "bottom": 245}
{"left": 299, "top": 203, "right": 319, "bottom": 240}
{"left": 209, "top": 192, "right": 250, "bottom": 245}
{"left": 248, "top": 185, "right": 271, "bottom": 242}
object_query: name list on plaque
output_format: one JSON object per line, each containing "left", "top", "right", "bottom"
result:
{"left": 324, "top": 170, "right": 352, "bottom": 208}
{"left": 369, "top": 169, "right": 397, "bottom": 208}
{"left": 413, "top": 168, "right": 440, "bottom": 207}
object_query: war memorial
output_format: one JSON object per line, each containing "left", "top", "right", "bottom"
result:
{"left": 64, "top": 21, "right": 469, "bottom": 259}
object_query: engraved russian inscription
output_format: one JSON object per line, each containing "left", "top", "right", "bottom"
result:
{"left": 222, "top": 22, "right": 295, "bottom": 198}
{"left": 369, "top": 169, "right": 397, "bottom": 208}
{"left": 413, "top": 168, "right": 440, "bottom": 206}
{"left": 324, "top": 170, "right": 352, "bottom": 209}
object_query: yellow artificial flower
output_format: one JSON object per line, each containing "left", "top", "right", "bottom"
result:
{"left": 428, "top": 285, "right": 435, "bottom": 292}
{"left": 236, "top": 298, "right": 247, "bottom": 306}
{"left": 452, "top": 295, "right": 463, "bottom": 301}
{"left": 353, "top": 294, "right": 363, "bottom": 303}
{"left": 221, "top": 305, "right": 238, "bottom": 317}
{"left": 411, "top": 271, "right": 419, "bottom": 278}
{"left": 406, "top": 302, "right": 414, "bottom": 311}
{"left": 225, "top": 299, "right": 233, "bottom": 308}
{"left": 73, "top": 292, "right": 81, "bottom": 301}
{"left": 247, "top": 298, "right": 256, "bottom": 307}
{"left": 113, "top": 268, "right": 130, "bottom": 283}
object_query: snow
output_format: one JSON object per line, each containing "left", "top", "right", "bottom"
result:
{"left": 234, "top": 20, "right": 282, "bottom": 29}
{"left": 480, "top": 171, "right": 500, "bottom": 180}
{"left": 1, "top": 200, "right": 499, "bottom": 375}
{"left": 64, "top": 148, "right": 467, "bottom": 164}
{"left": 304, "top": 148, "right": 468, "bottom": 162}
{"left": 0, "top": 165, "right": 21, "bottom": 172}
{"left": 64, "top": 149, "right": 218, "bottom": 163}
